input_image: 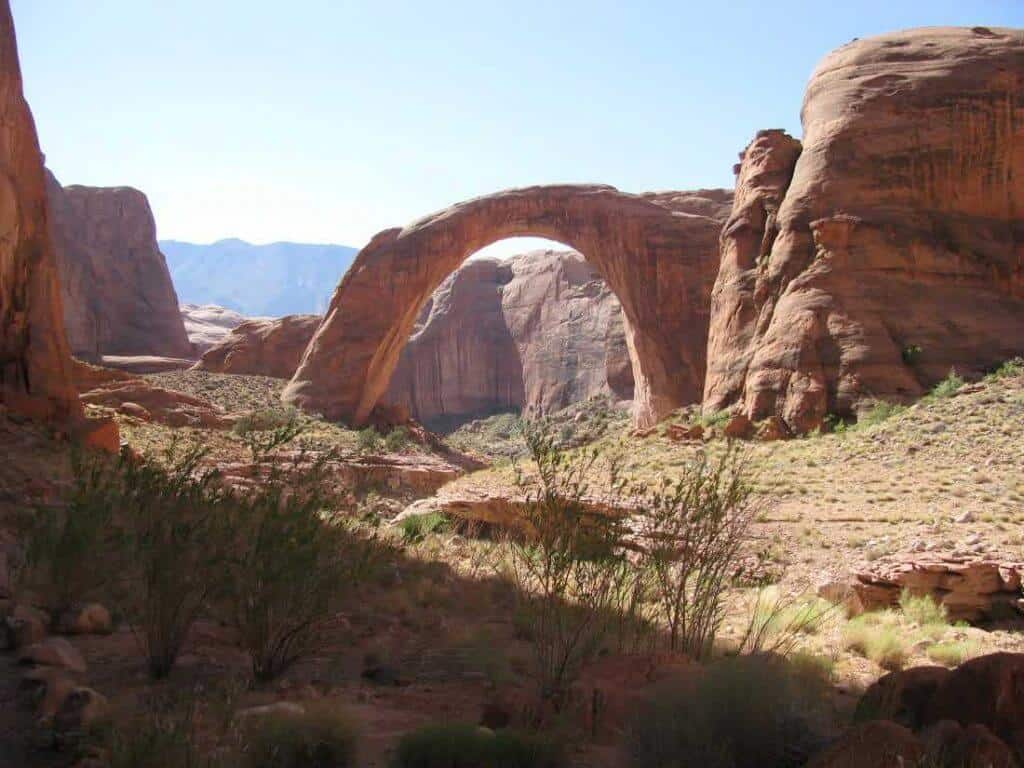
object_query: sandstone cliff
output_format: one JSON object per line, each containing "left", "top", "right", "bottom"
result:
{"left": 704, "top": 27, "right": 1024, "bottom": 433}
{"left": 181, "top": 303, "right": 259, "bottom": 354}
{"left": 47, "top": 171, "right": 192, "bottom": 361}
{"left": 196, "top": 314, "right": 321, "bottom": 379}
{"left": 385, "top": 250, "right": 634, "bottom": 429}
{"left": 0, "top": 4, "right": 79, "bottom": 422}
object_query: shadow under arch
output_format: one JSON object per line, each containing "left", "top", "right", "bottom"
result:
{"left": 282, "top": 184, "right": 728, "bottom": 427}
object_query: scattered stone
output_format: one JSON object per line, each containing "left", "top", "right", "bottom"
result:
{"left": 723, "top": 414, "right": 753, "bottom": 439}
{"left": 55, "top": 604, "right": 112, "bottom": 636}
{"left": 806, "top": 720, "right": 924, "bottom": 768}
{"left": 18, "top": 637, "right": 87, "bottom": 674}
{"left": 53, "top": 687, "right": 109, "bottom": 733}
{"left": 954, "top": 510, "right": 975, "bottom": 524}
{"left": 756, "top": 416, "right": 791, "bottom": 442}
{"left": 665, "top": 423, "right": 703, "bottom": 442}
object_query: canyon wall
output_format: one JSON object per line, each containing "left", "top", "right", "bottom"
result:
{"left": 47, "top": 172, "right": 192, "bottom": 361}
{"left": 0, "top": 4, "right": 79, "bottom": 421}
{"left": 705, "top": 27, "right": 1024, "bottom": 433}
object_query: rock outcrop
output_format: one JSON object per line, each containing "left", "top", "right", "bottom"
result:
{"left": 0, "top": 3, "right": 79, "bottom": 422}
{"left": 852, "top": 554, "right": 1024, "bottom": 623}
{"left": 180, "top": 303, "right": 256, "bottom": 353}
{"left": 46, "top": 171, "right": 191, "bottom": 361}
{"left": 284, "top": 185, "right": 731, "bottom": 428}
{"left": 385, "top": 250, "right": 633, "bottom": 429}
{"left": 704, "top": 28, "right": 1024, "bottom": 433}
{"left": 196, "top": 314, "right": 321, "bottom": 379}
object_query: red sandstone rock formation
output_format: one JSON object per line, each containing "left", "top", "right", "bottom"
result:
{"left": 385, "top": 250, "right": 634, "bottom": 429}
{"left": 196, "top": 314, "right": 321, "bottom": 379}
{"left": 0, "top": 4, "right": 79, "bottom": 422}
{"left": 284, "top": 185, "right": 731, "bottom": 427}
{"left": 704, "top": 27, "right": 1024, "bottom": 433}
{"left": 46, "top": 171, "right": 191, "bottom": 362}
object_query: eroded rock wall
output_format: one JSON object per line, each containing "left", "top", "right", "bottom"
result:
{"left": 705, "top": 27, "right": 1024, "bottom": 432}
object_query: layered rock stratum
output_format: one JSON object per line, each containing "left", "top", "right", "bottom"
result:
{"left": 704, "top": 27, "right": 1024, "bottom": 433}
{"left": 386, "top": 250, "right": 633, "bottom": 429}
{"left": 46, "top": 172, "right": 191, "bottom": 362}
{"left": 181, "top": 303, "right": 260, "bottom": 354}
{"left": 0, "top": 4, "right": 79, "bottom": 422}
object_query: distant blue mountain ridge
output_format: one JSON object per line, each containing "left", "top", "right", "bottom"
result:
{"left": 160, "top": 238, "right": 358, "bottom": 317}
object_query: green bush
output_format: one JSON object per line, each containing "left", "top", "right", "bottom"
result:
{"left": 842, "top": 613, "right": 908, "bottom": 671}
{"left": 624, "top": 654, "right": 835, "bottom": 768}
{"left": 234, "top": 408, "right": 305, "bottom": 461}
{"left": 356, "top": 428, "right": 383, "bottom": 455}
{"left": 242, "top": 703, "right": 358, "bottom": 768}
{"left": 392, "top": 723, "right": 565, "bottom": 768}
{"left": 930, "top": 370, "right": 964, "bottom": 399}
{"left": 898, "top": 590, "right": 947, "bottom": 627}
{"left": 19, "top": 450, "right": 121, "bottom": 616}
{"left": 398, "top": 512, "right": 448, "bottom": 544}
{"left": 857, "top": 400, "right": 906, "bottom": 428}
{"left": 223, "top": 455, "right": 378, "bottom": 681}
{"left": 985, "top": 358, "right": 1024, "bottom": 381}
{"left": 384, "top": 426, "right": 411, "bottom": 453}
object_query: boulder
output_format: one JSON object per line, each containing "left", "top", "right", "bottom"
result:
{"left": 3, "top": 603, "right": 49, "bottom": 650}
{"left": 46, "top": 170, "right": 192, "bottom": 362}
{"left": 923, "top": 653, "right": 1024, "bottom": 758}
{"left": 54, "top": 687, "right": 109, "bottom": 733}
{"left": 55, "top": 604, "right": 112, "bottom": 636}
{"left": 855, "top": 666, "right": 952, "bottom": 728}
{"left": 195, "top": 313, "right": 321, "bottom": 379}
{"left": 665, "top": 423, "right": 703, "bottom": 442}
{"left": 18, "top": 637, "right": 87, "bottom": 673}
{"left": 723, "top": 413, "right": 753, "bottom": 439}
{"left": 853, "top": 554, "right": 1024, "bottom": 623}
{"left": 0, "top": 3, "right": 80, "bottom": 423}
{"left": 921, "top": 721, "right": 1018, "bottom": 768}
{"left": 705, "top": 28, "right": 1024, "bottom": 433}
{"left": 18, "top": 667, "right": 77, "bottom": 718}
{"left": 806, "top": 721, "right": 925, "bottom": 768}
{"left": 79, "top": 379, "right": 233, "bottom": 429}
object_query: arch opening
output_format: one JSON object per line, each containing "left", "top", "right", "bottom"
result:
{"left": 282, "top": 185, "right": 728, "bottom": 428}
{"left": 383, "top": 237, "right": 635, "bottom": 433}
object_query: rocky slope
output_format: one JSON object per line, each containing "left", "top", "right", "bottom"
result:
{"left": 47, "top": 171, "right": 192, "bottom": 362}
{"left": 180, "top": 303, "right": 259, "bottom": 354}
{"left": 195, "top": 314, "right": 321, "bottom": 380}
{"left": 704, "top": 27, "right": 1024, "bottom": 433}
{"left": 0, "top": 3, "right": 79, "bottom": 422}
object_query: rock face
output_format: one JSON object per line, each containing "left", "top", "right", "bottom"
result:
{"left": 0, "top": 3, "right": 80, "bottom": 422}
{"left": 851, "top": 554, "right": 1024, "bottom": 623}
{"left": 705, "top": 28, "right": 1024, "bottom": 433}
{"left": 196, "top": 314, "right": 321, "bottom": 379}
{"left": 385, "top": 250, "right": 633, "bottom": 430}
{"left": 180, "top": 303, "right": 257, "bottom": 353}
{"left": 284, "top": 185, "right": 731, "bottom": 427}
{"left": 46, "top": 171, "right": 192, "bottom": 362}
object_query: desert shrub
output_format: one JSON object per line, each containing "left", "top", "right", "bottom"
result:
{"left": 498, "top": 429, "right": 635, "bottom": 713}
{"left": 398, "top": 512, "right": 448, "bottom": 544}
{"left": 632, "top": 443, "right": 757, "bottom": 657}
{"left": 739, "top": 588, "right": 833, "bottom": 656}
{"left": 234, "top": 408, "right": 305, "bottom": 460}
{"left": 392, "top": 723, "right": 565, "bottom": 768}
{"left": 857, "top": 400, "right": 906, "bottom": 428}
{"left": 930, "top": 369, "right": 964, "bottom": 399}
{"left": 985, "top": 357, "right": 1024, "bottom": 381}
{"left": 19, "top": 449, "right": 121, "bottom": 616}
{"left": 624, "top": 654, "right": 835, "bottom": 768}
{"left": 223, "top": 454, "right": 378, "bottom": 681}
{"left": 384, "top": 426, "right": 411, "bottom": 453}
{"left": 241, "top": 702, "right": 357, "bottom": 768}
{"left": 842, "top": 613, "right": 908, "bottom": 671}
{"left": 698, "top": 409, "right": 731, "bottom": 428}
{"left": 926, "top": 641, "right": 977, "bottom": 667}
{"left": 356, "top": 427, "right": 383, "bottom": 455}
{"left": 102, "top": 443, "right": 234, "bottom": 679}
{"left": 898, "top": 589, "right": 947, "bottom": 627}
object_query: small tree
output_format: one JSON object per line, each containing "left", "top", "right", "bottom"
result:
{"left": 19, "top": 449, "right": 121, "bottom": 618}
{"left": 223, "top": 452, "right": 378, "bottom": 681}
{"left": 632, "top": 443, "right": 756, "bottom": 657}
{"left": 112, "top": 442, "right": 233, "bottom": 679}
{"left": 499, "top": 429, "right": 634, "bottom": 715}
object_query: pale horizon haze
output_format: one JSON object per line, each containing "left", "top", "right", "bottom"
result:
{"left": 12, "top": 1, "right": 1024, "bottom": 257}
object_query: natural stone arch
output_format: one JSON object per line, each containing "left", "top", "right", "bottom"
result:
{"left": 282, "top": 184, "right": 730, "bottom": 427}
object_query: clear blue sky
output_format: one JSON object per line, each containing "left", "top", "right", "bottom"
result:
{"left": 11, "top": 1, "right": 1024, "bottom": 253}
